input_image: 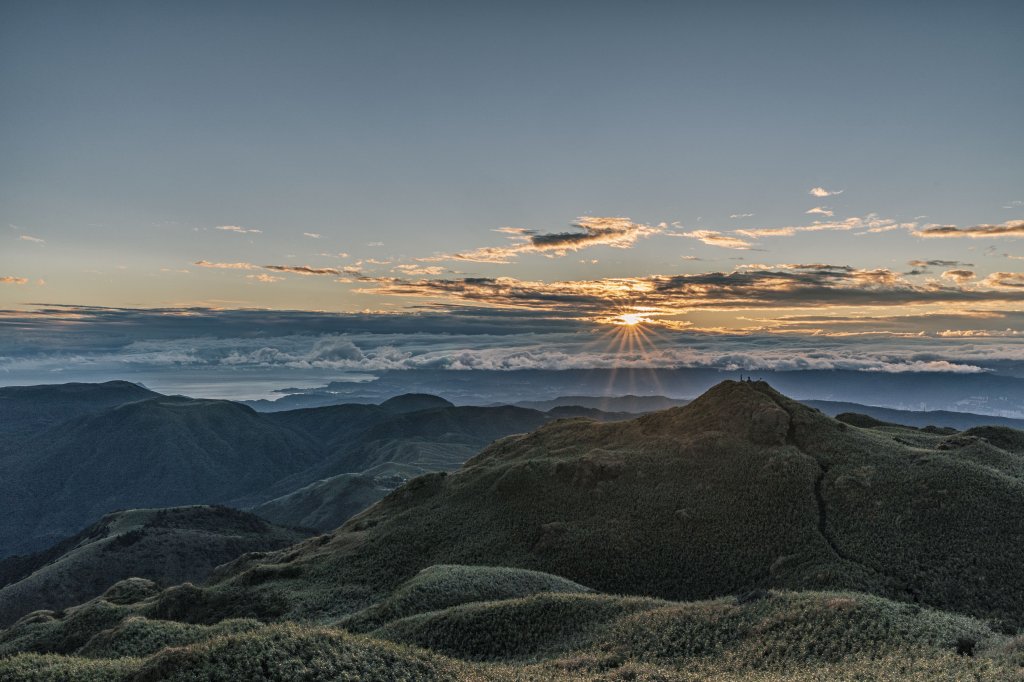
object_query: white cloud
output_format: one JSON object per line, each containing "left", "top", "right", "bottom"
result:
{"left": 674, "top": 230, "right": 753, "bottom": 250}
{"left": 737, "top": 214, "right": 914, "bottom": 239}
{"left": 805, "top": 207, "right": 834, "bottom": 217}
{"left": 216, "top": 225, "right": 262, "bottom": 234}
{"left": 19, "top": 235, "right": 45, "bottom": 244}
{"left": 303, "top": 232, "right": 322, "bottom": 239}
{"left": 194, "top": 260, "right": 258, "bottom": 270}
{"left": 392, "top": 264, "right": 447, "bottom": 276}
{"left": 247, "top": 273, "right": 284, "bottom": 283}
{"left": 809, "top": 187, "right": 843, "bottom": 197}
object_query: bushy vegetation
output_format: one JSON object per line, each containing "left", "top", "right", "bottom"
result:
{"left": 374, "top": 592, "right": 660, "bottom": 661}
{"left": 78, "top": 616, "right": 265, "bottom": 658}
{"left": 1, "top": 589, "right": 1021, "bottom": 681}
{"left": 370, "top": 589, "right": 1003, "bottom": 665}
{"left": 341, "top": 564, "right": 592, "bottom": 632}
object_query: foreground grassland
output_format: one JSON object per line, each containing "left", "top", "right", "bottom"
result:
{"left": 2, "top": 580, "right": 1022, "bottom": 680}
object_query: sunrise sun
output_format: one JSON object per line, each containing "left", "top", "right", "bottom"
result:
{"left": 615, "top": 312, "right": 651, "bottom": 327}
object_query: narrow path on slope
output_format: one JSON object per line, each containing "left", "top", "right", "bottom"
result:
{"left": 813, "top": 463, "right": 854, "bottom": 562}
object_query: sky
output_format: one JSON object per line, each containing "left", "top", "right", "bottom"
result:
{"left": 1, "top": 1, "right": 1023, "bottom": 397}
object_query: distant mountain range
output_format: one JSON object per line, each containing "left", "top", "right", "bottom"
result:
{"left": 240, "top": 367, "right": 1024, "bottom": 417}
{"left": 3, "top": 379, "right": 1023, "bottom": 559}
{"left": 0, "top": 383, "right": 555, "bottom": 556}
{"left": 3, "top": 380, "right": 1022, "bottom": 680}
{"left": 516, "top": 393, "right": 1024, "bottom": 430}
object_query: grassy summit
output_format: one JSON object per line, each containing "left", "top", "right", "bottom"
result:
{"left": 144, "top": 380, "right": 1020, "bottom": 629}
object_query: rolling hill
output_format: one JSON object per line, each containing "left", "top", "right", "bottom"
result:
{"left": 1, "top": 380, "right": 1023, "bottom": 679}
{"left": 0, "top": 505, "right": 309, "bottom": 627}
{"left": 250, "top": 466, "right": 416, "bottom": 532}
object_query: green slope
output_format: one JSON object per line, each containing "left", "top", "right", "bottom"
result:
{"left": 0, "top": 506, "right": 310, "bottom": 627}
{"left": 251, "top": 470, "right": 410, "bottom": 532}
{"left": 141, "top": 380, "right": 1024, "bottom": 631}
{"left": 0, "top": 397, "right": 323, "bottom": 556}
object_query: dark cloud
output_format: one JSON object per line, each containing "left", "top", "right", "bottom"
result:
{"left": 263, "top": 265, "right": 344, "bottom": 276}
{"left": 941, "top": 269, "right": 976, "bottom": 284}
{"left": 914, "top": 220, "right": 1024, "bottom": 238}
{"left": 422, "top": 217, "right": 665, "bottom": 263}
{"left": 908, "top": 259, "right": 974, "bottom": 268}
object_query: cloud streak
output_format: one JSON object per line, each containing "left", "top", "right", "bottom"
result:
{"left": 908, "top": 259, "right": 974, "bottom": 268}
{"left": 263, "top": 265, "right": 345, "bottom": 276}
{"left": 195, "top": 260, "right": 258, "bottom": 270}
{"left": 913, "top": 220, "right": 1024, "bottom": 239}
{"left": 676, "top": 230, "right": 753, "bottom": 250}
{"left": 737, "top": 214, "right": 913, "bottom": 239}
{"left": 216, "top": 225, "right": 262, "bottom": 234}
{"left": 425, "top": 216, "right": 665, "bottom": 263}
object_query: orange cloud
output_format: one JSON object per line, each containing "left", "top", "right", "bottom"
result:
{"left": 941, "top": 269, "right": 975, "bottom": 284}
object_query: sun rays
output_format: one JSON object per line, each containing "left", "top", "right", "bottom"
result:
{"left": 585, "top": 306, "right": 672, "bottom": 399}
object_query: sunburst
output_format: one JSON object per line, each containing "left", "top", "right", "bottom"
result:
{"left": 583, "top": 306, "right": 670, "bottom": 398}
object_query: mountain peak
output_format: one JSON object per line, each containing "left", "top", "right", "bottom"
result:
{"left": 639, "top": 380, "right": 800, "bottom": 446}
{"left": 380, "top": 393, "right": 455, "bottom": 413}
